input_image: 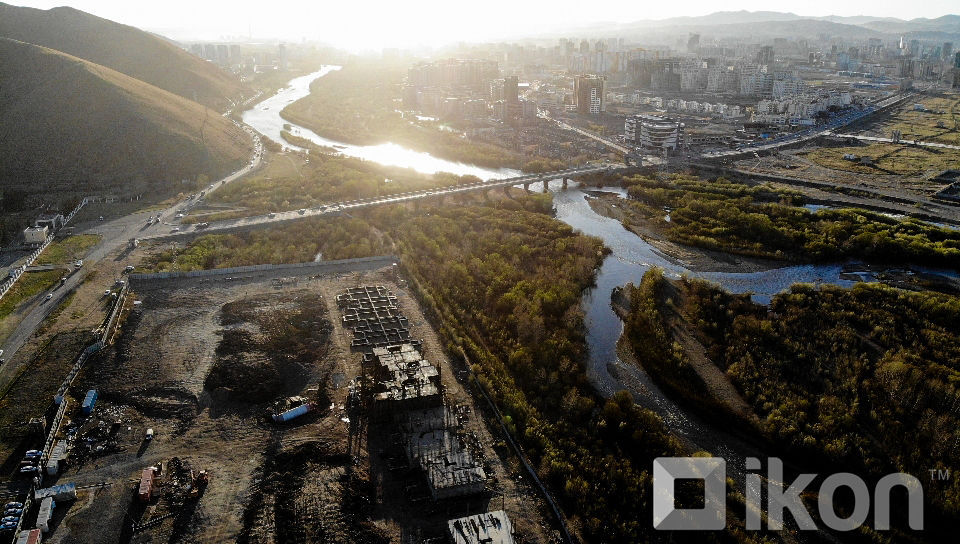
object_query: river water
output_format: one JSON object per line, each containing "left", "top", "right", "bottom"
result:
{"left": 243, "top": 68, "right": 955, "bottom": 463}
{"left": 242, "top": 66, "right": 519, "bottom": 180}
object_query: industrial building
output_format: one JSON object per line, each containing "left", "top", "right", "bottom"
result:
{"left": 34, "top": 213, "right": 64, "bottom": 232}
{"left": 447, "top": 510, "right": 515, "bottom": 544}
{"left": 23, "top": 226, "right": 48, "bottom": 245}
{"left": 624, "top": 114, "right": 685, "bottom": 151}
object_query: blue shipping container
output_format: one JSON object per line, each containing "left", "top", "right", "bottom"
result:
{"left": 81, "top": 389, "right": 98, "bottom": 415}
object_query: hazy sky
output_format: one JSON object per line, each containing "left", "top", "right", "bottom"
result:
{"left": 11, "top": 1, "right": 960, "bottom": 50}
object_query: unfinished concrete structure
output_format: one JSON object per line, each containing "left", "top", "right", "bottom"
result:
{"left": 447, "top": 510, "right": 515, "bottom": 544}
{"left": 364, "top": 344, "right": 442, "bottom": 417}
{"left": 398, "top": 406, "right": 486, "bottom": 500}
{"left": 340, "top": 287, "right": 486, "bottom": 502}
{"left": 337, "top": 286, "right": 413, "bottom": 350}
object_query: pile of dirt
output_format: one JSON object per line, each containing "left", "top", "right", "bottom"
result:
{"left": 205, "top": 293, "right": 333, "bottom": 406}
{"left": 205, "top": 329, "right": 283, "bottom": 403}
{"left": 239, "top": 440, "right": 388, "bottom": 544}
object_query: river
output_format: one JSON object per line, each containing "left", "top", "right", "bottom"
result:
{"left": 242, "top": 66, "right": 519, "bottom": 180}
{"left": 242, "top": 68, "right": 954, "bottom": 466}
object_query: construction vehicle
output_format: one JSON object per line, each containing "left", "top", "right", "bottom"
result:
{"left": 187, "top": 470, "right": 209, "bottom": 498}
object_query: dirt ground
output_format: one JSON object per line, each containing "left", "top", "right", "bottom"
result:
{"left": 40, "top": 265, "right": 554, "bottom": 544}
{"left": 724, "top": 140, "right": 960, "bottom": 225}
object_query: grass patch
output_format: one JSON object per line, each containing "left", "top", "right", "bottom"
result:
{"left": 0, "top": 331, "right": 91, "bottom": 467}
{"left": 36, "top": 291, "right": 77, "bottom": 336}
{"left": 805, "top": 142, "right": 960, "bottom": 175}
{"left": 34, "top": 234, "right": 101, "bottom": 265}
{"left": 879, "top": 92, "right": 960, "bottom": 146}
{"left": 617, "top": 173, "right": 960, "bottom": 267}
{"left": 0, "top": 270, "right": 63, "bottom": 320}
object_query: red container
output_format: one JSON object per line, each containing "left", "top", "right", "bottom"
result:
{"left": 138, "top": 468, "right": 155, "bottom": 502}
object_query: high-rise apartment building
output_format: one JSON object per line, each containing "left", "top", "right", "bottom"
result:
{"left": 574, "top": 75, "right": 605, "bottom": 114}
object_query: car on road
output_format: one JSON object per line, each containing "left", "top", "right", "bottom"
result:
{"left": 18, "top": 466, "right": 38, "bottom": 474}
{"left": 44, "top": 294, "right": 53, "bottom": 301}
{"left": 175, "top": 213, "right": 184, "bottom": 219}
{"left": 170, "top": 227, "right": 180, "bottom": 233}
{"left": 75, "top": 260, "right": 83, "bottom": 268}
{"left": 104, "top": 290, "right": 112, "bottom": 297}
{"left": 23, "top": 450, "right": 41, "bottom": 458}
{"left": 298, "top": 209, "right": 306, "bottom": 215}
{"left": 195, "top": 223, "right": 209, "bottom": 229}
{"left": 3, "top": 503, "right": 22, "bottom": 509}
{"left": 268, "top": 212, "right": 276, "bottom": 218}
{"left": 124, "top": 265, "right": 135, "bottom": 273}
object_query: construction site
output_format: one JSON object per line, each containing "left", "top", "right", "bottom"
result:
{"left": 1, "top": 262, "right": 554, "bottom": 544}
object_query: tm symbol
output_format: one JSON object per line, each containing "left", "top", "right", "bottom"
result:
{"left": 929, "top": 469, "right": 951, "bottom": 481}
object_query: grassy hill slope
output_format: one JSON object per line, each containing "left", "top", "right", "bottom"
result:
{"left": 0, "top": 2, "right": 247, "bottom": 111}
{"left": 0, "top": 38, "right": 251, "bottom": 199}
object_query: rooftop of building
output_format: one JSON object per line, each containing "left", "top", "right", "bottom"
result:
{"left": 448, "top": 511, "right": 515, "bottom": 544}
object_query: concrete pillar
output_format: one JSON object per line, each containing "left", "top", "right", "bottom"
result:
{"left": 523, "top": 182, "right": 530, "bottom": 192}
{"left": 562, "top": 177, "right": 569, "bottom": 190}
{"left": 542, "top": 179, "right": 549, "bottom": 193}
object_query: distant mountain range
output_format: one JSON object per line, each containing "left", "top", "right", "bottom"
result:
{"left": 552, "top": 10, "right": 960, "bottom": 41}
{"left": 0, "top": 3, "right": 252, "bottom": 206}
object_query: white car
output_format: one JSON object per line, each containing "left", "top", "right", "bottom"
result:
{"left": 45, "top": 294, "right": 53, "bottom": 301}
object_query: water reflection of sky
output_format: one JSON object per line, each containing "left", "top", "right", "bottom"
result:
{"left": 242, "top": 66, "right": 519, "bottom": 179}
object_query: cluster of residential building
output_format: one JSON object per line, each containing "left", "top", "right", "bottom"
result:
{"left": 622, "top": 95, "right": 745, "bottom": 119}
{"left": 752, "top": 90, "right": 853, "bottom": 125}
{"left": 186, "top": 42, "right": 289, "bottom": 74}
{"left": 402, "top": 59, "right": 538, "bottom": 123}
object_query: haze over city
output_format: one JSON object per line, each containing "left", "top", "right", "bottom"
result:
{"left": 10, "top": 0, "right": 960, "bottom": 49}
{"left": 1, "top": 1, "right": 960, "bottom": 543}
